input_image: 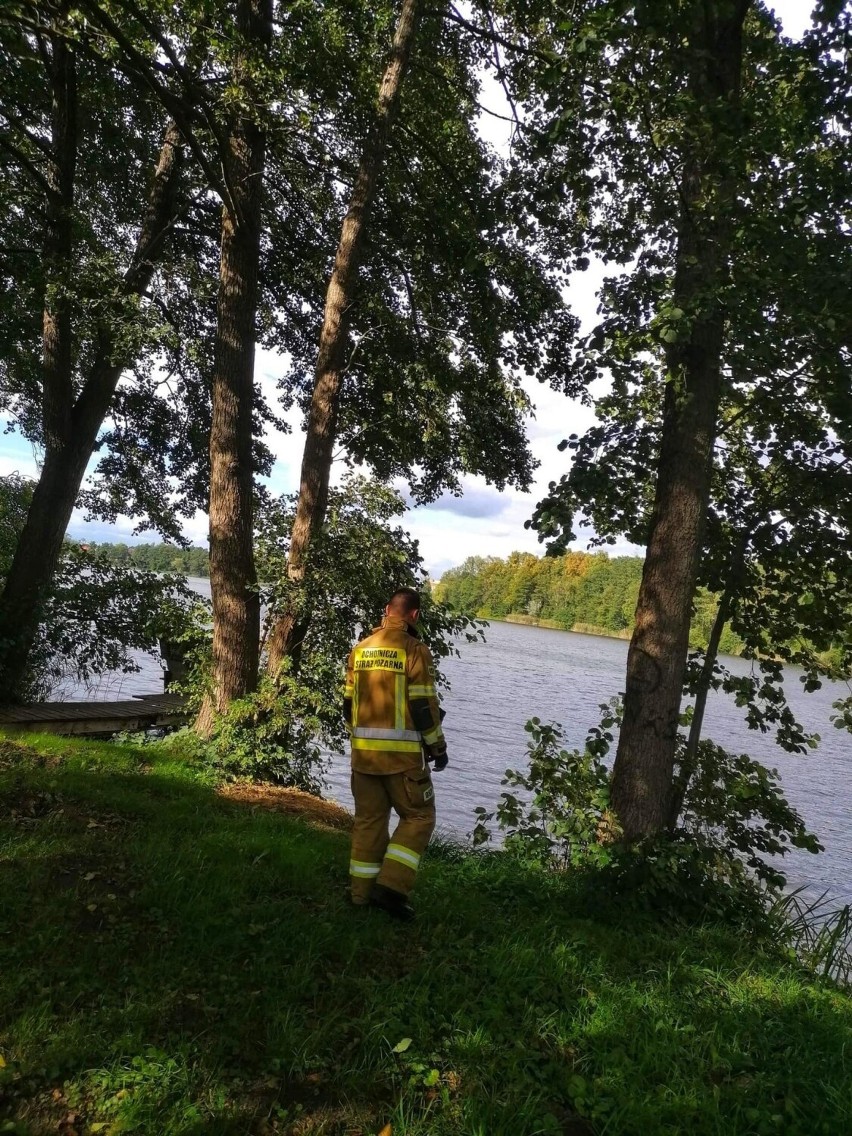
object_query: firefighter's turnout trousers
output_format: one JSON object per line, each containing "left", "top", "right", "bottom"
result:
{"left": 350, "top": 767, "right": 436, "bottom": 902}
{"left": 344, "top": 615, "right": 446, "bottom": 903}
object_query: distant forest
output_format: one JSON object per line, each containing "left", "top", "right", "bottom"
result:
{"left": 433, "top": 552, "right": 745, "bottom": 656}
{"left": 85, "top": 542, "right": 210, "bottom": 578}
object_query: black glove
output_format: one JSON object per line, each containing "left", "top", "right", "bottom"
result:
{"left": 428, "top": 743, "right": 449, "bottom": 772}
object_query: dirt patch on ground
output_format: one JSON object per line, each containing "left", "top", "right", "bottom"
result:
{"left": 0, "top": 738, "right": 62, "bottom": 770}
{"left": 217, "top": 783, "right": 353, "bottom": 831}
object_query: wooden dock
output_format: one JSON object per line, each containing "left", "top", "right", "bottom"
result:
{"left": 0, "top": 692, "right": 189, "bottom": 736}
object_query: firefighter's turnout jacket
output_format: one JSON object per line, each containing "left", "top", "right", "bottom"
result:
{"left": 343, "top": 614, "right": 445, "bottom": 903}
{"left": 343, "top": 615, "right": 445, "bottom": 773}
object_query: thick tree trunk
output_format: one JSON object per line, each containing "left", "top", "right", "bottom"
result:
{"left": 265, "top": 0, "right": 423, "bottom": 678}
{"left": 610, "top": 0, "right": 752, "bottom": 840}
{"left": 0, "top": 116, "right": 184, "bottom": 701}
{"left": 196, "top": 0, "right": 271, "bottom": 733}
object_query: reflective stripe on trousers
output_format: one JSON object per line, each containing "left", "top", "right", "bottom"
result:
{"left": 349, "top": 860, "right": 381, "bottom": 879}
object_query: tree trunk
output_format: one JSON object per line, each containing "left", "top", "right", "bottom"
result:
{"left": 666, "top": 520, "right": 757, "bottom": 828}
{"left": 196, "top": 0, "right": 271, "bottom": 734}
{"left": 264, "top": 0, "right": 423, "bottom": 678}
{"left": 40, "top": 22, "right": 77, "bottom": 458}
{"left": 0, "top": 116, "right": 184, "bottom": 701}
{"left": 610, "top": 0, "right": 752, "bottom": 840}
{"left": 666, "top": 588, "right": 734, "bottom": 829}
{"left": 0, "top": 23, "right": 77, "bottom": 702}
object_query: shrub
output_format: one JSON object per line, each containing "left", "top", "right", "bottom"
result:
{"left": 472, "top": 712, "right": 613, "bottom": 870}
{"left": 474, "top": 706, "right": 824, "bottom": 931}
{"left": 183, "top": 674, "right": 331, "bottom": 794}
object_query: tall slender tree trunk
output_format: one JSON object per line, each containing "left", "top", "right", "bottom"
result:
{"left": 264, "top": 0, "right": 423, "bottom": 678}
{"left": 40, "top": 19, "right": 77, "bottom": 464}
{"left": 610, "top": 0, "right": 752, "bottom": 840}
{"left": 0, "top": 114, "right": 184, "bottom": 702}
{"left": 666, "top": 588, "right": 734, "bottom": 830}
{"left": 195, "top": 0, "right": 271, "bottom": 734}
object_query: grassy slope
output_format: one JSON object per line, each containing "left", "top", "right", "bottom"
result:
{"left": 1, "top": 733, "right": 850, "bottom": 1136}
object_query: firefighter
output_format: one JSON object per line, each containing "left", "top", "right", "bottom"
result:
{"left": 343, "top": 587, "right": 448, "bottom": 921}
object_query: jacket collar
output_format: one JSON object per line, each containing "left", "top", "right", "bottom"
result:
{"left": 378, "top": 614, "right": 420, "bottom": 638}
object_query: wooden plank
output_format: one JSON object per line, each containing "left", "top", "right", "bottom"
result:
{"left": 0, "top": 692, "right": 189, "bottom": 736}
{"left": 0, "top": 703, "right": 145, "bottom": 723}
{"left": 6, "top": 714, "right": 184, "bottom": 736}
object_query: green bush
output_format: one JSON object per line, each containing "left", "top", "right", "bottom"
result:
{"left": 472, "top": 711, "right": 613, "bottom": 870}
{"left": 474, "top": 707, "right": 824, "bottom": 932}
{"left": 192, "top": 674, "right": 331, "bottom": 793}
{"left": 675, "top": 737, "right": 822, "bottom": 888}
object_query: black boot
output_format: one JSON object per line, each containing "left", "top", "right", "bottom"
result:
{"left": 369, "top": 883, "right": 415, "bottom": 922}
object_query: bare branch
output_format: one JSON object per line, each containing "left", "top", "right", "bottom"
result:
{"left": 442, "top": 5, "right": 545, "bottom": 61}
{"left": 472, "top": 99, "right": 519, "bottom": 124}
{"left": 485, "top": 7, "right": 521, "bottom": 142}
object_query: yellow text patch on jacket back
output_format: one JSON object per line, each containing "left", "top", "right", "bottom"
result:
{"left": 354, "top": 647, "right": 406, "bottom": 673}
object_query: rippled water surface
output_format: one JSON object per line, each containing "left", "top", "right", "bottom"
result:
{"left": 77, "top": 587, "right": 852, "bottom": 905}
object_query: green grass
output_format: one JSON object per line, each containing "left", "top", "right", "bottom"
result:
{"left": 1, "top": 732, "right": 851, "bottom": 1136}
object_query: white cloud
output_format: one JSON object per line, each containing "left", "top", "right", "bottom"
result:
{"left": 0, "top": 432, "right": 40, "bottom": 479}
{"left": 768, "top": 1, "right": 815, "bottom": 37}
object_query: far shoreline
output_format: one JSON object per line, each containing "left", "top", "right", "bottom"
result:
{"left": 479, "top": 612, "right": 632, "bottom": 640}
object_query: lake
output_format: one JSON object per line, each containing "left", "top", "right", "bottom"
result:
{"left": 72, "top": 584, "right": 852, "bottom": 906}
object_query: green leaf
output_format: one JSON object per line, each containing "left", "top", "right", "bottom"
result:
{"left": 392, "top": 1038, "right": 412, "bottom": 1054}
{"left": 568, "top": 1074, "right": 587, "bottom": 1098}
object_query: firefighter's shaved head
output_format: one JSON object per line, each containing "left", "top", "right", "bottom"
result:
{"left": 387, "top": 588, "right": 421, "bottom": 618}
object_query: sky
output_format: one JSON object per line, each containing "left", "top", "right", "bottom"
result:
{"left": 0, "top": 0, "right": 813, "bottom": 582}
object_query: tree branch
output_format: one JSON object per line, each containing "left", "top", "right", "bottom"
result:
{"left": 485, "top": 7, "right": 521, "bottom": 141}
{"left": 442, "top": 5, "right": 546, "bottom": 61}
{"left": 0, "top": 107, "right": 54, "bottom": 158}
{"left": 75, "top": 0, "right": 237, "bottom": 217}
{"left": 106, "top": 0, "right": 240, "bottom": 211}
{"left": 0, "top": 133, "right": 54, "bottom": 197}
{"left": 717, "top": 362, "right": 813, "bottom": 437}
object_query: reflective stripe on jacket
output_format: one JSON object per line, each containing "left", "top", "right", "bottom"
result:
{"left": 343, "top": 614, "right": 445, "bottom": 774}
